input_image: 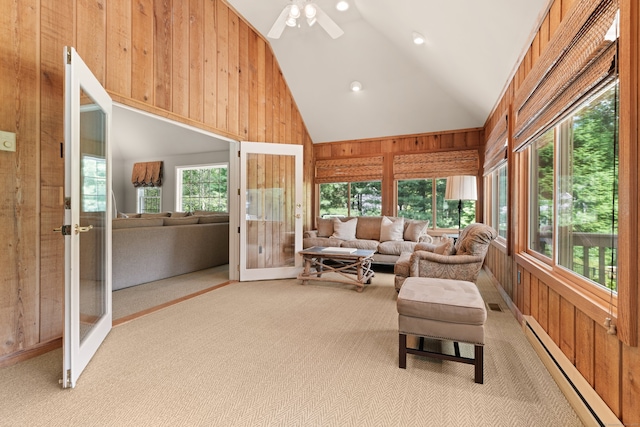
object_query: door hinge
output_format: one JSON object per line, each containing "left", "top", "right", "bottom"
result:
{"left": 237, "top": 226, "right": 240, "bottom": 233}
{"left": 237, "top": 188, "right": 240, "bottom": 196}
{"left": 66, "top": 47, "right": 72, "bottom": 64}
{"left": 237, "top": 150, "right": 240, "bottom": 157}
{"left": 59, "top": 369, "right": 72, "bottom": 387}
{"left": 54, "top": 225, "right": 72, "bottom": 236}
{"left": 64, "top": 197, "right": 71, "bottom": 210}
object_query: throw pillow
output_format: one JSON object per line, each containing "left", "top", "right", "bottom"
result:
{"left": 433, "top": 237, "right": 455, "bottom": 255}
{"left": 380, "top": 216, "right": 404, "bottom": 242}
{"left": 404, "top": 219, "right": 429, "bottom": 242}
{"left": 317, "top": 217, "right": 334, "bottom": 237}
{"left": 332, "top": 217, "right": 357, "bottom": 240}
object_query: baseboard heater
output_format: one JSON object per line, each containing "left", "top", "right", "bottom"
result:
{"left": 522, "top": 316, "right": 622, "bottom": 427}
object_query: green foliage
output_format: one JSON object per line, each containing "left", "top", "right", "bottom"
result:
{"left": 180, "top": 166, "right": 228, "bottom": 212}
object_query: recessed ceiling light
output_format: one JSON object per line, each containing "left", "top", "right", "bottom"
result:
{"left": 350, "top": 81, "right": 362, "bottom": 92}
{"left": 336, "top": 1, "right": 349, "bottom": 12}
{"left": 412, "top": 31, "right": 425, "bottom": 45}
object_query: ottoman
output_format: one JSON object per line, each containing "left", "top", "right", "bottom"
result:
{"left": 397, "top": 277, "right": 487, "bottom": 384}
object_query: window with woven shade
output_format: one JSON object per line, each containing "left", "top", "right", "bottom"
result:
{"left": 515, "top": 0, "right": 628, "bottom": 343}
{"left": 131, "top": 161, "right": 163, "bottom": 187}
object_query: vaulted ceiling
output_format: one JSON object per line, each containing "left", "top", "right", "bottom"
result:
{"left": 226, "top": 0, "right": 550, "bottom": 143}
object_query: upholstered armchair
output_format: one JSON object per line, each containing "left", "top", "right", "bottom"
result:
{"left": 394, "top": 223, "right": 497, "bottom": 291}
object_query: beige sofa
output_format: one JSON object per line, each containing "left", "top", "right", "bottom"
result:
{"left": 111, "top": 213, "right": 229, "bottom": 290}
{"left": 303, "top": 216, "right": 432, "bottom": 265}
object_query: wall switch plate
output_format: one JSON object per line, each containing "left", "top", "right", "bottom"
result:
{"left": 0, "top": 130, "right": 16, "bottom": 152}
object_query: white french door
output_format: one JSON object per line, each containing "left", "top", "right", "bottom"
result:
{"left": 61, "top": 47, "right": 113, "bottom": 388}
{"left": 239, "top": 142, "right": 303, "bottom": 281}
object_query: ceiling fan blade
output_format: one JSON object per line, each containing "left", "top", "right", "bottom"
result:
{"left": 315, "top": 5, "right": 344, "bottom": 39}
{"left": 267, "top": 5, "right": 292, "bottom": 39}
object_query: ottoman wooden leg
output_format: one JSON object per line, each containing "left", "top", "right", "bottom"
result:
{"left": 474, "top": 345, "right": 484, "bottom": 384}
{"left": 399, "top": 333, "right": 407, "bottom": 369}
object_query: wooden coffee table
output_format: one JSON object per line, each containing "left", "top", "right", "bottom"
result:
{"left": 297, "top": 246, "right": 375, "bottom": 292}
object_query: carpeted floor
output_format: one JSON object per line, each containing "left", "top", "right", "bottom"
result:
{"left": 112, "top": 265, "right": 229, "bottom": 321}
{"left": 0, "top": 270, "right": 583, "bottom": 426}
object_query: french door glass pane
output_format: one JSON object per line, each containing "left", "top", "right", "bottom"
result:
{"left": 245, "top": 153, "right": 295, "bottom": 269}
{"left": 78, "top": 91, "right": 107, "bottom": 344}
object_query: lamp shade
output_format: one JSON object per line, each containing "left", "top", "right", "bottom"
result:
{"left": 445, "top": 175, "right": 477, "bottom": 201}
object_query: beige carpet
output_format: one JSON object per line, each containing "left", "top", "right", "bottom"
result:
{"left": 112, "top": 265, "right": 229, "bottom": 320}
{"left": 0, "top": 271, "right": 583, "bottom": 426}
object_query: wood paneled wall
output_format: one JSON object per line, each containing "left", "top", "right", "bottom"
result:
{"left": 483, "top": 0, "right": 640, "bottom": 423}
{"left": 0, "top": 0, "right": 314, "bottom": 365}
{"left": 312, "top": 129, "right": 483, "bottom": 217}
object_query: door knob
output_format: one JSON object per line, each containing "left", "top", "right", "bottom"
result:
{"left": 75, "top": 224, "right": 93, "bottom": 234}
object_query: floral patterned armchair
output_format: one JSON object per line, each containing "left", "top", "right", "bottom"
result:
{"left": 394, "top": 223, "right": 497, "bottom": 291}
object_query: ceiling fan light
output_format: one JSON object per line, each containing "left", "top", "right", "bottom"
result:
{"left": 286, "top": 16, "right": 297, "bottom": 27}
{"left": 290, "top": 4, "right": 301, "bottom": 19}
{"left": 305, "top": 3, "right": 317, "bottom": 19}
{"left": 350, "top": 81, "right": 362, "bottom": 92}
{"left": 412, "top": 31, "right": 426, "bottom": 45}
{"left": 336, "top": 1, "right": 349, "bottom": 12}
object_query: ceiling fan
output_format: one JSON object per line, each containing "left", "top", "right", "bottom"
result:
{"left": 267, "top": 1, "right": 345, "bottom": 39}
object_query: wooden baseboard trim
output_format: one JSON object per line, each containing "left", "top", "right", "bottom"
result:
{"left": 523, "top": 316, "right": 621, "bottom": 427}
{"left": 1, "top": 281, "right": 237, "bottom": 368}
{"left": 113, "top": 280, "right": 236, "bottom": 326}
{"left": 0, "top": 338, "right": 62, "bottom": 369}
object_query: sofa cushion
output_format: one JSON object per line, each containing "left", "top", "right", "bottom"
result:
{"left": 164, "top": 217, "right": 200, "bottom": 226}
{"left": 141, "top": 212, "right": 171, "bottom": 218}
{"left": 378, "top": 240, "right": 417, "bottom": 256}
{"left": 380, "top": 216, "right": 404, "bottom": 242}
{"left": 198, "top": 214, "right": 229, "bottom": 224}
{"left": 340, "top": 239, "right": 379, "bottom": 251}
{"left": 355, "top": 216, "right": 382, "bottom": 240}
{"left": 170, "top": 211, "right": 191, "bottom": 218}
{"left": 317, "top": 217, "right": 334, "bottom": 237}
{"left": 303, "top": 237, "right": 344, "bottom": 248}
{"left": 193, "top": 210, "right": 224, "bottom": 216}
{"left": 404, "top": 219, "right": 429, "bottom": 242}
{"left": 112, "top": 218, "right": 164, "bottom": 229}
{"left": 332, "top": 217, "right": 357, "bottom": 240}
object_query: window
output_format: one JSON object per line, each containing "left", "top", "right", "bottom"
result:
{"left": 319, "top": 181, "right": 381, "bottom": 217}
{"left": 137, "top": 187, "right": 162, "bottom": 213}
{"left": 527, "top": 81, "right": 618, "bottom": 292}
{"left": 81, "top": 154, "right": 106, "bottom": 212}
{"left": 176, "top": 164, "right": 228, "bottom": 212}
{"left": 486, "top": 163, "right": 508, "bottom": 240}
{"left": 397, "top": 178, "right": 475, "bottom": 229}
{"left": 529, "top": 129, "right": 554, "bottom": 258}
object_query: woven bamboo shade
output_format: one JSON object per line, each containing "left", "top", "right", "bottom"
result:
{"left": 513, "top": 0, "right": 618, "bottom": 150}
{"left": 393, "top": 150, "right": 479, "bottom": 180}
{"left": 315, "top": 156, "right": 383, "bottom": 183}
{"left": 484, "top": 113, "right": 508, "bottom": 173}
{"left": 131, "top": 161, "right": 163, "bottom": 187}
